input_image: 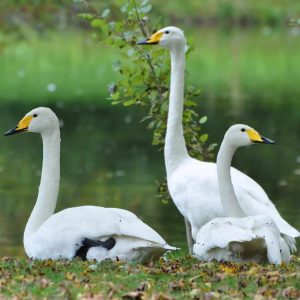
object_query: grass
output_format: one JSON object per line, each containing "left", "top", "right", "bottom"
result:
{"left": 0, "top": 253, "right": 299, "bottom": 299}
{"left": 0, "top": 30, "right": 116, "bottom": 104}
{"left": 1, "top": 28, "right": 300, "bottom": 105}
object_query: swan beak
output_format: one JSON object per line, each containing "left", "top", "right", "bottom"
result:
{"left": 4, "top": 115, "right": 33, "bottom": 136}
{"left": 247, "top": 129, "right": 275, "bottom": 144}
{"left": 137, "top": 31, "right": 163, "bottom": 45}
{"left": 260, "top": 136, "right": 275, "bottom": 144}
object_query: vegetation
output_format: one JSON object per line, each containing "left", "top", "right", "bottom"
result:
{"left": 2, "top": 0, "right": 300, "bottom": 32}
{"left": 0, "top": 254, "right": 299, "bottom": 299}
{"left": 81, "top": 0, "right": 215, "bottom": 157}
{"left": 76, "top": 0, "right": 217, "bottom": 204}
{"left": 0, "top": 1, "right": 299, "bottom": 299}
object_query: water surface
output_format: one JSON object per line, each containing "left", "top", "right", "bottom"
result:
{"left": 0, "top": 27, "right": 299, "bottom": 256}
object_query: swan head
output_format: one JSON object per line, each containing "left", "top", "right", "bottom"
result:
{"left": 137, "top": 26, "right": 186, "bottom": 49}
{"left": 4, "top": 107, "right": 59, "bottom": 136}
{"left": 224, "top": 124, "right": 275, "bottom": 148}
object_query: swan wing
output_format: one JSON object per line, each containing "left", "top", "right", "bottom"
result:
{"left": 170, "top": 160, "right": 299, "bottom": 244}
{"left": 231, "top": 168, "right": 300, "bottom": 241}
{"left": 193, "top": 216, "right": 289, "bottom": 264}
{"left": 26, "top": 206, "right": 175, "bottom": 260}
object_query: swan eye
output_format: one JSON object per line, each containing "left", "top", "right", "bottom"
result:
{"left": 241, "top": 128, "right": 245, "bottom": 132}
{"left": 33, "top": 114, "right": 38, "bottom": 118}
{"left": 165, "top": 30, "right": 170, "bottom": 34}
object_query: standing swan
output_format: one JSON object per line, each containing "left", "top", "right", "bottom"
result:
{"left": 138, "top": 26, "right": 299, "bottom": 252}
{"left": 4, "top": 107, "right": 176, "bottom": 262}
{"left": 193, "top": 125, "right": 290, "bottom": 264}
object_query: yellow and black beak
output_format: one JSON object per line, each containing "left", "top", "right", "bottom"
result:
{"left": 137, "top": 31, "right": 163, "bottom": 45}
{"left": 4, "top": 115, "right": 33, "bottom": 136}
{"left": 246, "top": 129, "right": 275, "bottom": 144}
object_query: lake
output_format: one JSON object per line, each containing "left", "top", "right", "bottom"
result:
{"left": 0, "top": 27, "right": 299, "bottom": 257}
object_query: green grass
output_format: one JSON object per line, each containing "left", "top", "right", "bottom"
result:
{"left": 186, "top": 28, "right": 300, "bottom": 106}
{"left": 0, "top": 30, "right": 117, "bottom": 103}
{"left": 1, "top": 28, "right": 300, "bottom": 105}
{"left": 150, "top": 0, "right": 300, "bottom": 25}
{"left": 0, "top": 253, "right": 299, "bottom": 299}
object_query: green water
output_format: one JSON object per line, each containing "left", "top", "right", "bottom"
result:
{"left": 0, "top": 27, "right": 299, "bottom": 256}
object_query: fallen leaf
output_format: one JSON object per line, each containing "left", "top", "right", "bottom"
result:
{"left": 122, "top": 291, "right": 145, "bottom": 300}
{"left": 204, "top": 291, "right": 220, "bottom": 300}
{"left": 137, "top": 281, "right": 151, "bottom": 292}
{"left": 282, "top": 287, "right": 300, "bottom": 299}
{"left": 169, "top": 279, "right": 185, "bottom": 291}
{"left": 78, "top": 292, "right": 106, "bottom": 300}
{"left": 150, "top": 293, "right": 174, "bottom": 300}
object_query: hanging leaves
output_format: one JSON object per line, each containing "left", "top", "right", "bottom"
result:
{"left": 78, "top": 0, "right": 215, "bottom": 203}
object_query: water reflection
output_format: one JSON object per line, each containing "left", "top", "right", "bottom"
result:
{"left": 0, "top": 100, "right": 299, "bottom": 257}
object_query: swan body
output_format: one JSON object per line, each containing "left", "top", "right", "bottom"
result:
{"left": 5, "top": 107, "right": 176, "bottom": 262}
{"left": 193, "top": 124, "right": 290, "bottom": 264}
{"left": 168, "top": 158, "right": 298, "bottom": 249}
{"left": 193, "top": 215, "right": 290, "bottom": 264}
{"left": 25, "top": 206, "right": 175, "bottom": 261}
{"left": 139, "top": 27, "right": 299, "bottom": 251}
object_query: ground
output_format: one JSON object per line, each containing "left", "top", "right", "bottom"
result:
{"left": 0, "top": 252, "right": 299, "bottom": 299}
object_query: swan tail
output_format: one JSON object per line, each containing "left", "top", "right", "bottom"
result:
{"left": 279, "top": 237, "right": 291, "bottom": 263}
{"left": 253, "top": 226, "right": 283, "bottom": 265}
{"left": 266, "top": 208, "right": 300, "bottom": 239}
{"left": 282, "top": 234, "right": 297, "bottom": 253}
{"left": 164, "top": 244, "right": 180, "bottom": 251}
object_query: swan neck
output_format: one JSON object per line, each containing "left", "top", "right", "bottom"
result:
{"left": 165, "top": 45, "right": 189, "bottom": 175}
{"left": 24, "top": 128, "right": 61, "bottom": 238}
{"left": 217, "top": 140, "right": 245, "bottom": 217}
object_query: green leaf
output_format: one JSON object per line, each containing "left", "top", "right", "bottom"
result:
{"left": 112, "top": 61, "right": 121, "bottom": 72}
{"left": 78, "top": 13, "right": 94, "bottom": 20}
{"left": 123, "top": 99, "right": 136, "bottom": 106}
{"left": 111, "top": 92, "right": 120, "bottom": 100}
{"left": 207, "top": 143, "right": 218, "bottom": 152}
{"left": 200, "top": 134, "right": 208, "bottom": 143}
{"left": 91, "top": 19, "right": 102, "bottom": 27}
{"left": 101, "top": 8, "right": 110, "bottom": 18}
{"left": 139, "top": 4, "right": 152, "bottom": 14}
{"left": 199, "top": 116, "right": 208, "bottom": 124}
{"left": 127, "top": 49, "right": 135, "bottom": 57}
{"left": 148, "top": 121, "right": 156, "bottom": 129}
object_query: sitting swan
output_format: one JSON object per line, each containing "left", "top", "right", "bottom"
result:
{"left": 193, "top": 125, "right": 290, "bottom": 264}
{"left": 138, "top": 26, "right": 299, "bottom": 253}
{"left": 4, "top": 107, "right": 176, "bottom": 262}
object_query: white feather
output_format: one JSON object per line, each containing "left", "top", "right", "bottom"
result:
{"left": 8, "top": 107, "right": 176, "bottom": 262}
{"left": 193, "top": 125, "right": 291, "bottom": 264}
{"left": 148, "top": 26, "right": 299, "bottom": 252}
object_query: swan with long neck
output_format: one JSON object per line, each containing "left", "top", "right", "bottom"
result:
{"left": 5, "top": 107, "right": 176, "bottom": 261}
{"left": 193, "top": 125, "right": 290, "bottom": 264}
{"left": 138, "top": 26, "right": 299, "bottom": 252}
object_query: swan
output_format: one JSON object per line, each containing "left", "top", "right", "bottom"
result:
{"left": 138, "top": 26, "right": 299, "bottom": 252}
{"left": 193, "top": 124, "right": 290, "bottom": 264}
{"left": 4, "top": 107, "right": 176, "bottom": 262}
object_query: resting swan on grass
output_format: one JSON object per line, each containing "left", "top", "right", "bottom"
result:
{"left": 193, "top": 125, "right": 290, "bottom": 264}
{"left": 4, "top": 107, "right": 176, "bottom": 262}
{"left": 138, "top": 26, "right": 299, "bottom": 253}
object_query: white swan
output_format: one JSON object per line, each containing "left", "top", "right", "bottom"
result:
{"left": 193, "top": 125, "right": 290, "bottom": 264}
{"left": 138, "top": 26, "right": 299, "bottom": 252}
{"left": 4, "top": 107, "right": 176, "bottom": 262}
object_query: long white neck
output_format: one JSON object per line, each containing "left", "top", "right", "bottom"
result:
{"left": 164, "top": 45, "right": 189, "bottom": 176}
{"left": 24, "top": 128, "right": 60, "bottom": 238}
{"left": 217, "top": 140, "right": 245, "bottom": 217}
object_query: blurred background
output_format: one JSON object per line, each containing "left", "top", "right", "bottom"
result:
{"left": 0, "top": 0, "right": 299, "bottom": 256}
